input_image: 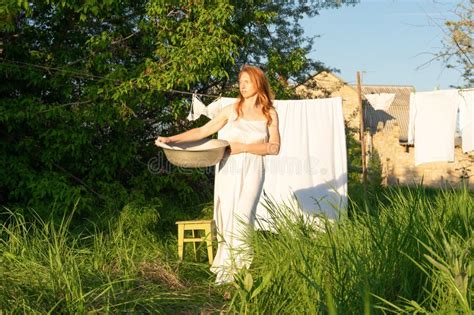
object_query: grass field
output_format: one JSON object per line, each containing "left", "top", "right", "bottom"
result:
{"left": 1, "top": 185, "right": 472, "bottom": 313}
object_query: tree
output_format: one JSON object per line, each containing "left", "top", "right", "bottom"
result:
{"left": 0, "top": 0, "right": 359, "bottom": 216}
{"left": 438, "top": 0, "right": 473, "bottom": 87}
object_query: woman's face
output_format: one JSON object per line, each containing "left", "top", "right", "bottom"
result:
{"left": 239, "top": 72, "right": 258, "bottom": 99}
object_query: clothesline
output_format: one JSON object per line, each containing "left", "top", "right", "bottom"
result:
{"left": 168, "top": 89, "right": 222, "bottom": 98}
{"left": 1, "top": 58, "right": 227, "bottom": 113}
{"left": 1, "top": 58, "right": 225, "bottom": 95}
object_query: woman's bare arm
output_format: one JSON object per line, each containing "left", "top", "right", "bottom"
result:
{"left": 156, "top": 105, "right": 233, "bottom": 144}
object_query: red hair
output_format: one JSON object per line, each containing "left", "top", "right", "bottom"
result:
{"left": 237, "top": 65, "right": 275, "bottom": 126}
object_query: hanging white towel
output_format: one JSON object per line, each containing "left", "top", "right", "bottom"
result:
{"left": 364, "top": 93, "right": 396, "bottom": 111}
{"left": 187, "top": 96, "right": 237, "bottom": 121}
{"left": 407, "top": 90, "right": 462, "bottom": 165}
{"left": 458, "top": 90, "right": 474, "bottom": 153}
{"left": 255, "top": 97, "right": 348, "bottom": 230}
{"left": 407, "top": 92, "right": 416, "bottom": 145}
{"left": 187, "top": 94, "right": 207, "bottom": 121}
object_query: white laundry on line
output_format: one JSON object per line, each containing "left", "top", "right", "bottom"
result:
{"left": 186, "top": 95, "right": 206, "bottom": 121}
{"left": 256, "top": 97, "right": 348, "bottom": 230}
{"left": 458, "top": 90, "right": 474, "bottom": 153}
{"left": 187, "top": 95, "right": 236, "bottom": 121}
{"left": 407, "top": 89, "right": 462, "bottom": 166}
{"left": 193, "top": 96, "right": 348, "bottom": 228}
{"left": 364, "top": 93, "right": 396, "bottom": 111}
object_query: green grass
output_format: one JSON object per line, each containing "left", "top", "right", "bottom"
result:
{"left": 0, "top": 186, "right": 472, "bottom": 313}
{"left": 0, "top": 202, "right": 221, "bottom": 313}
{"left": 229, "top": 186, "right": 473, "bottom": 314}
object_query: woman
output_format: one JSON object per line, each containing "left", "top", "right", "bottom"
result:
{"left": 156, "top": 65, "right": 280, "bottom": 284}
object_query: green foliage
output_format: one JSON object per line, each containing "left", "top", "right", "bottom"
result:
{"left": 229, "top": 186, "right": 474, "bottom": 313}
{"left": 1, "top": 186, "right": 471, "bottom": 313}
{"left": 345, "top": 125, "right": 365, "bottom": 209}
{"left": 230, "top": 270, "right": 273, "bottom": 314}
{"left": 367, "top": 150, "right": 383, "bottom": 189}
{"left": 0, "top": 0, "right": 356, "bottom": 218}
{"left": 9, "top": 2, "right": 471, "bottom": 314}
{"left": 0, "top": 205, "right": 218, "bottom": 313}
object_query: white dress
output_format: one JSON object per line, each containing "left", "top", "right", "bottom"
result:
{"left": 210, "top": 106, "right": 268, "bottom": 284}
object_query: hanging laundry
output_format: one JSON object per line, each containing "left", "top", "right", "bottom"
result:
{"left": 187, "top": 96, "right": 236, "bottom": 121}
{"left": 458, "top": 90, "right": 474, "bottom": 153}
{"left": 408, "top": 89, "right": 462, "bottom": 165}
{"left": 186, "top": 94, "right": 207, "bottom": 121}
{"left": 206, "top": 97, "right": 236, "bottom": 119}
{"left": 364, "top": 93, "right": 396, "bottom": 111}
{"left": 255, "top": 97, "right": 348, "bottom": 230}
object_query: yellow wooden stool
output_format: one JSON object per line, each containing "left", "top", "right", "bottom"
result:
{"left": 176, "top": 219, "right": 216, "bottom": 264}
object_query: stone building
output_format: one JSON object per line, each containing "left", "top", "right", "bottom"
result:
{"left": 296, "top": 71, "right": 474, "bottom": 189}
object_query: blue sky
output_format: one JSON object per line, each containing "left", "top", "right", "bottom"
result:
{"left": 302, "top": 0, "right": 464, "bottom": 91}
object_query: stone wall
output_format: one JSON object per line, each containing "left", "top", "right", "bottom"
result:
{"left": 370, "top": 122, "right": 474, "bottom": 189}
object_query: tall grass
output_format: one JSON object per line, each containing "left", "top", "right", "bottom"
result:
{"left": 1, "top": 186, "right": 472, "bottom": 313}
{"left": 229, "top": 186, "right": 473, "bottom": 314}
{"left": 0, "top": 203, "right": 215, "bottom": 313}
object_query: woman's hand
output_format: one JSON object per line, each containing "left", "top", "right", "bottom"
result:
{"left": 228, "top": 142, "right": 247, "bottom": 155}
{"left": 155, "top": 136, "right": 173, "bottom": 146}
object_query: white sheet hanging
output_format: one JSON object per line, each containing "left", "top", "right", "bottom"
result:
{"left": 256, "top": 97, "right": 348, "bottom": 230}
{"left": 187, "top": 96, "right": 236, "bottom": 120}
{"left": 407, "top": 90, "right": 462, "bottom": 165}
{"left": 364, "top": 93, "right": 396, "bottom": 111}
{"left": 459, "top": 90, "right": 474, "bottom": 153}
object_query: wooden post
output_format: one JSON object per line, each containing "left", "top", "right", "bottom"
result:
{"left": 356, "top": 71, "right": 367, "bottom": 192}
